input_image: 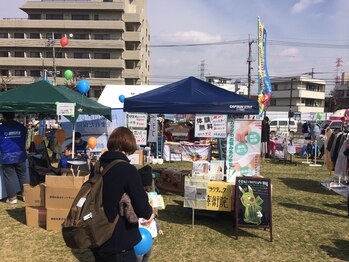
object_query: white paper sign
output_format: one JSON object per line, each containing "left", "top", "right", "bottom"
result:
{"left": 147, "top": 114, "right": 158, "bottom": 143}
{"left": 132, "top": 129, "right": 147, "bottom": 145}
{"left": 57, "top": 103, "right": 75, "bottom": 116}
{"left": 127, "top": 113, "right": 148, "bottom": 128}
{"left": 195, "top": 114, "right": 227, "bottom": 138}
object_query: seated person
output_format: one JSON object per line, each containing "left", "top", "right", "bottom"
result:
{"left": 68, "top": 132, "right": 89, "bottom": 159}
{"left": 59, "top": 144, "right": 89, "bottom": 172}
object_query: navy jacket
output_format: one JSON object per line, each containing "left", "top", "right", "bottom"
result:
{"left": 93, "top": 150, "right": 152, "bottom": 254}
{"left": 0, "top": 120, "right": 27, "bottom": 164}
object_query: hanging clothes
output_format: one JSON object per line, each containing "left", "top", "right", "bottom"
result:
{"left": 334, "top": 138, "right": 349, "bottom": 181}
{"left": 324, "top": 128, "right": 334, "bottom": 174}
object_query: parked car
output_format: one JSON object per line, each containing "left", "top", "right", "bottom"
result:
{"left": 269, "top": 118, "right": 298, "bottom": 136}
{"left": 320, "top": 120, "right": 343, "bottom": 134}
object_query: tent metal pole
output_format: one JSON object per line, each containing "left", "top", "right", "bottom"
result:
{"left": 72, "top": 123, "right": 76, "bottom": 159}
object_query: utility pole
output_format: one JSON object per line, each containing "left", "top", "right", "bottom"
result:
{"left": 200, "top": 60, "right": 205, "bottom": 80}
{"left": 247, "top": 34, "right": 254, "bottom": 98}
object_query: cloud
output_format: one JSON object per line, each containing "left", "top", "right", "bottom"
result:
{"left": 161, "top": 31, "right": 222, "bottom": 44}
{"left": 292, "top": 0, "right": 324, "bottom": 14}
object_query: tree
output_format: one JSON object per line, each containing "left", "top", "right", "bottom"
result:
{"left": 0, "top": 75, "right": 12, "bottom": 92}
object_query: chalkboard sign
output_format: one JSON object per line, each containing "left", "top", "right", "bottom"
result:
{"left": 235, "top": 176, "right": 272, "bottom": 241}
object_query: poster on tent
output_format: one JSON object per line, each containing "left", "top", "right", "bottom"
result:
{"left": 226, "top": 119, "right": 261, "bottom": 183}
{"left": 61, "top": 109, "right": 125, "bottom": 152}
{"left": 127, "top": 113, "right": 148, "bottom": 128}
{"left": 195, "top": 114, "right": 227, "bottom": 138}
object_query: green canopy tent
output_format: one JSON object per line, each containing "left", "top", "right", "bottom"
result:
{"left": 0, "top": 80, "right": 112, "bottom": 157}
{"left": 0, "top": 80, "right": 111, "bottom": 121}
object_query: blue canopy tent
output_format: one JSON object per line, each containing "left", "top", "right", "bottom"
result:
{"left": 123, "top": 76, "right": 259, "bottom": 115}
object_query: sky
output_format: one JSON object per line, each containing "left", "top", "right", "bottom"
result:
{"left": 1, "top": 0, "right": 349, "bottom": 95}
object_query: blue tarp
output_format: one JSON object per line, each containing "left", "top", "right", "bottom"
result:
{"left": 124, "top": 76, "right": 259, "bottom": 115}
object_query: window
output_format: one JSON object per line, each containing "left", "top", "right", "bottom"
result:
{"left": 95, "top": 71, "right": 111, "bottom": 78}
{"left": 75, "top": 71, "right": 90, "bottom": 78}
{"left": 0, "top": 33, "right": 8, "bottom": 38}
{"left": 73, "top": 34, "right": 89, "bottom": 40}
{"left": 74, "top": 52, "right": 89, "bottom": 59}
{"left": 14, "top": 33, "right": 25, "bottom": 39}
{"left": 94, "top": 14, "right": 99, "bottom": 20}
{"left": 272, "top": 84, "right": 278, "bottom": 91}
{"left": 29, "top": 14, "right": 41, "bottom": 20}
{"left": 46, "top": 14, "right": 64, "bottom": 20}
{"left": 125, "top": 78, "right": 138, "bottom": 85}
{"left": 46, "top": 52, "right": 63, "bottom": 58}
{"left": 94, "top": 88, "right": 103, "bottom": 98}
{"left": 0, "top": 51, "right": 8, "bottom": 57}
{"left": 103, "top": 0, "right": 113, "bottom": 2}
{"left": 30, "top": 52, "right": 41, "bottom": 58}
{"left": 15, "top": 51, "right": 25, "bottom": 57}
{"left": 279, "top": 121, "right": 288, "bottom": 126}
{"left": 30, "top": 33, "right": 40, "bottom": 39}
{"left": 30, "top": 70, "right": 41, "bottom": 77}
{"left": 72, "top": 14, "right": 89, "bottom": 20}
{"left": 0, "top": 70, "right": 9, "bottom": 76}
{"left": 94, "top": 53, "right": 110, "bottom": 59}
{"left": 15, "top": 70, "right": 25, "bottom": 76}
{"left": 46, "top": 33, "right": 62, "bottom": 39}
{"left": 94, "top": 34, "right": 111, "bottom": 40}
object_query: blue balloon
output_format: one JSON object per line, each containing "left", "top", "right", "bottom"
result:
{"left": 119, "top": 95, "right": 125, "bottom": 103}
{"left": 134, "top": 228, "right": 153, "bottom": 256}
{"left": 77, "top": 79, "right": 90, "bottom": 94}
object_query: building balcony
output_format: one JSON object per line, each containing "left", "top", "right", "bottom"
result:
{"left": 0, "top": 57, "right": 125, "bottom": 68}
{"left": 123, "top": 13, "right": 141, "bottom": 23}
{"left": 0, "top": 20, "right": 125, "bottom": 31}
{"left": 123, "top": 50, "right": 140, "bottom": 60}
{"left": 21, "top": 1, "right": 125, "bottom": 11}
{"left": 123, "top": 32, "right": 141, "bottom": 42}
{"left": 272, "top": 89, "right": 325, "bottom": 99}
{"left": 123, "top": 68, "right": 140, "bottom": 78}
{"left": 0, "top": 39, "right": 124, "bottom": 49}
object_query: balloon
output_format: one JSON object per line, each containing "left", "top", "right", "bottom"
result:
{"left": 119, "top": 95, "right": 125, "bottom": 103}
{"left": 87, "top": 137, "right": 97, "bottom": 150}
{"left": 55, "top": 129, "right": 67, "bottom": 144}
{"left": 77, "top": 79, "right": 90, "bottom": 94}
{"left": 178, "top": 125, "right": 184, "bottom": 132}
{"left": 134, "top": 228, "right": 153, "bottom": 256}
{"left": 64, "top": 70, "right": 73, "bottom": 80}
{"left": 60, "top": 37, "right": 69, "bottom": 47}
{"left": 317, "top": 112, "right": 322, "bottom": 120}
{"left": 33, "top": 135, "right": 43, "bottom": 145}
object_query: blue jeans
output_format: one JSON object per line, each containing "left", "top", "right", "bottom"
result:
{"left": 2, "top": 161, "right": 28, "bottom": 198}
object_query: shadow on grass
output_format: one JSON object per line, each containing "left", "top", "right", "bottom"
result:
{"left": 6, "top": 207, "right": 26, "bottom": 224}
{"left": 279, "top": 202, "right": 347, "bottom": 218}
{"left": 320, "top": 239, "right": 349, "bottom": 261}
{"left": 279, "top": 177, "right": 336, "bottom": 195}
{"left": 322, "top": 202, "right": 348, "bottom": 212}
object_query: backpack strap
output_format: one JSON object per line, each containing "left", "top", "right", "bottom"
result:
{"left": 98, "top": 159, "right": 128, "bottom": 227}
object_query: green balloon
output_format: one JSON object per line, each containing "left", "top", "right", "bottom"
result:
{"left": 64, "top": 70, "right": 73, "bottom": 80}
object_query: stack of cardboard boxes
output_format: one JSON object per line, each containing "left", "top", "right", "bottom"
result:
{"left": 24, "top": 169, "right": 89, "bottom": 231}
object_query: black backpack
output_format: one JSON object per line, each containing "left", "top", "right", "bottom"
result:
{"left": 62, "top": 159, "right": 126, "bottom": 249}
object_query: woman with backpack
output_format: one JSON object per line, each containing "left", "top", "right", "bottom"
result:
{"left": 91, "top": 127, "right": 153, "bottom": 262}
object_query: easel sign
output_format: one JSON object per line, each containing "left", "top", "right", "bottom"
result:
{"left": 235, "top": 176, "right": 272, "bottom": 242}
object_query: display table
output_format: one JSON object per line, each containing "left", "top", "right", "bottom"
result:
{"left": 321, "top": 180, "right": 349, "bottom": 216}
{"left": 163, "top": 142, "right": 211, "bottom": 162}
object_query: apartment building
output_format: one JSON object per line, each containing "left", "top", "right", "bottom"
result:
{"left": 0, "top": 0, "right": 150, "bottom": 99}
{"left": 205, "top": 76, "right": 248, "bottom": 95}
{"left": 268, "top": 76, "right": 326, "bottom": 113}
{"left": 333, "top": 72, "right": 349, "bottom": 109}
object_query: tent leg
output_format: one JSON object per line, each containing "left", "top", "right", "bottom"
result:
{"left": 72, "top": 123, "right": 76, "bottom": 159}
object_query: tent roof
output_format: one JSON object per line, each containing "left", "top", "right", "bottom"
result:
{"left": 0, "top": 80, "right": 112, "bottom": 121}
{"left": 124, "top": 76, "right": 259, "bottom": 115}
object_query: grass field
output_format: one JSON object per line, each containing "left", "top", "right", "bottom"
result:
{"left": 0, "top": 158, "right": 348, "bottom": 262}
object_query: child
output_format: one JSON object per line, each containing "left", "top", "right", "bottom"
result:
{"left": 137, "top": 211, "right": 163, "bottom": 262}
{"left": 58, "top": 145, "right": 73, "bottom": 168}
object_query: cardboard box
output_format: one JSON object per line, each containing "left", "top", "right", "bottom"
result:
{"left": 129, "top": 150, "right": 144, "bottom": 165}
{"left": 46, "top": 208, "right": 69, "bottom": 231}
{"left": 23, "top": 184, "right": 45, "bottom": 207}
{"left": 45, "top": 174, "right": 89, "bottom": 209}
{"left": 45, "top": 186, "right": 82, "bottom": 209}
{"left": 25, "top": 206, "right": 46, "bottom": 228}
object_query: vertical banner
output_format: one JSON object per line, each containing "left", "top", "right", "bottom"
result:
{"left": 258, "top": 17, "right": 272, "bottom": 116}
{"left": 148, "top": 114, "right": 158, "bottom": 143}
{"left": 195, "top": 114, "right": 227, "bottom": 138}
{"left": 226, "top": 119, "right": 261, "bottom": 183}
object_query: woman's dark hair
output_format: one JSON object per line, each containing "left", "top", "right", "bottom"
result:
{"left": 107, "top": 127, "right": 137, "bottom": 155}
{"left": 2, "top": 112, "right": 15, "bottom": 120}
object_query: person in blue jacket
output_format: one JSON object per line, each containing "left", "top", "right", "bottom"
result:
{"left": 0, "top": 112, "right": 29, "bottom": 204}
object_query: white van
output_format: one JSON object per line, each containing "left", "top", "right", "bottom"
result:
{"left": 269, "top": 118, "right": 298, "bottom": 135}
